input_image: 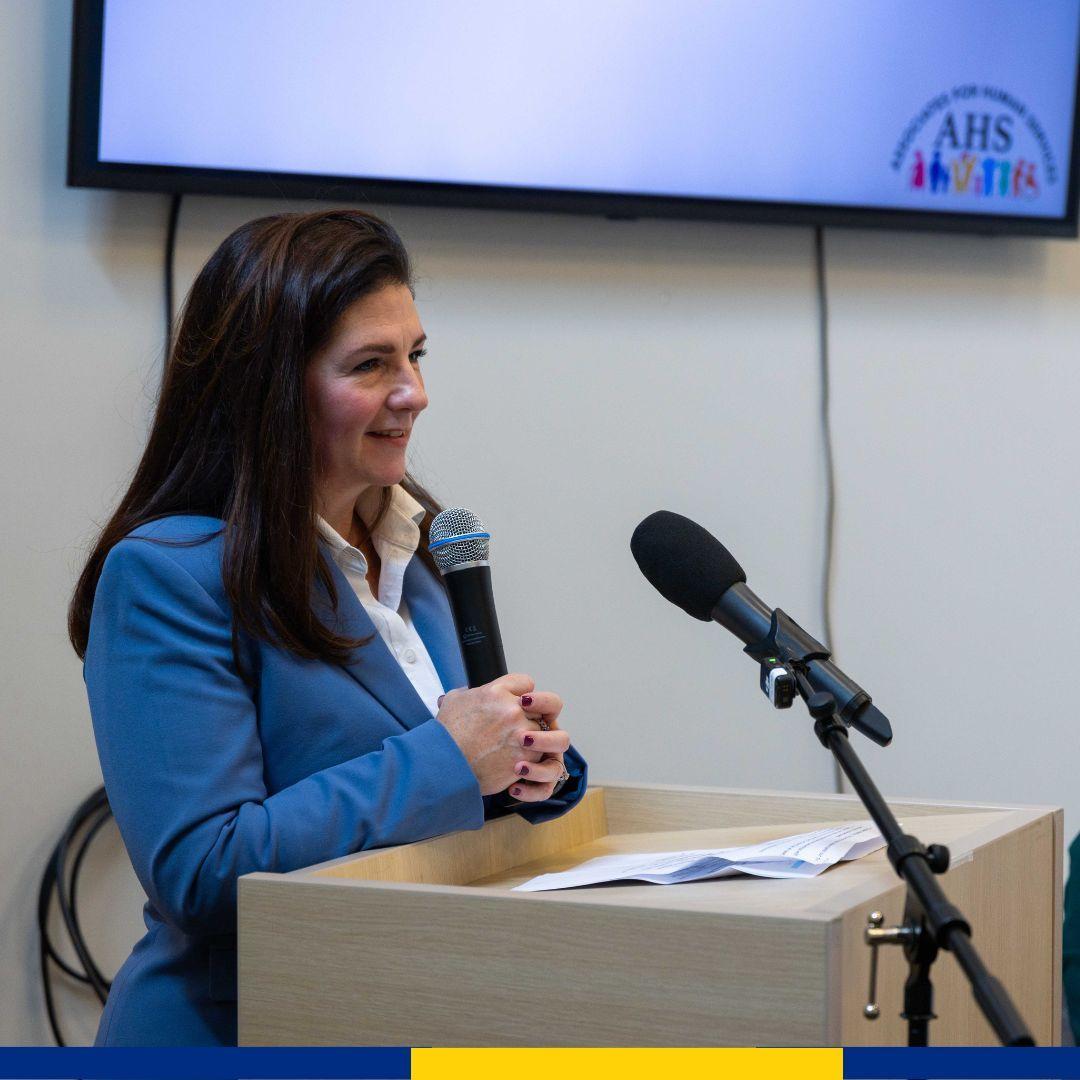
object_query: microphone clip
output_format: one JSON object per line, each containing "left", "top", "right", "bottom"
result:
{"left": 743, "top": 608, "right": 831, "bottom": 669}
{"left": 745, "top": 610, "right": 831, "bottom": 714}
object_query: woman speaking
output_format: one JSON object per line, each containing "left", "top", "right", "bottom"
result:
{"left": 67, "top": 209, "right": 587, "bottom": 1046}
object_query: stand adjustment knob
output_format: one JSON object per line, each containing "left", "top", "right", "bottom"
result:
{"left": 807, "top": 691, "right": 837, "bottom": 720}
{"left": 863, "top": 910, "right": 918, "bottom": 1022}
{"left": 926, "top": 844, "right": 950, "bottom": 874}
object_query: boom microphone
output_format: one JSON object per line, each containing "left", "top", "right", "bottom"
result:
{"left": 428, "top": 507, "right": 507, "bottom": 687}
{"left": 630, "top": 510, "right": 892, "bottom": 746}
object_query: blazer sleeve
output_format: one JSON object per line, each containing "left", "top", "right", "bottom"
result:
{"left": 521, "top": 743, "right": 587, "bottom": 824}
{"left": 84, "top": 538, "right": 485, "bottom": 938}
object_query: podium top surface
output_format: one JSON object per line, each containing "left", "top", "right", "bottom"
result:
{"left": 464, "top": 809, "right": 1024, "bottom": 918}
{"left": 259, "top": 784, "right": 1058, "bottom": 924}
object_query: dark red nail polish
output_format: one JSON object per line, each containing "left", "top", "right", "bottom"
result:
{"left": 511, "top": 787, "right": 522, "bottom": 797}
{"left": 518, "top": 764, "right": 529, "bottom": 776}
{"left": 523, "top": 735, "right": 535, "bottom": 747}
{"left": 521, "top": 694, "right": 533, "bottom": 707}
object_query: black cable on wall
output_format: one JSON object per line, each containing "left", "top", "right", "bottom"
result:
{"left": 164, "top": 193, "right": 182, "bottom": 352}
{"left": 813, "top": 226, "right": 843, "bottom": 796}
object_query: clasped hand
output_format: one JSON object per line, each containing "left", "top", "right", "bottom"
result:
{"left": 435, "top": 673, "right": 568, "bottom": 801}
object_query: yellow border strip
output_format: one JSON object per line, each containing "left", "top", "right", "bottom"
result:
{"left": 413, "top": 1047, "right": 842, "bottom": 1080}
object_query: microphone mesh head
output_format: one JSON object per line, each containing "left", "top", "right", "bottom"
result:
{"left": 429, "top": 507, "right": 491, "bottom": 574}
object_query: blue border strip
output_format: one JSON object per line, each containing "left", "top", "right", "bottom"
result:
{"left": 846, "top": 1047, "right": 1080, "bottom": 1078}
{"left": 13, "top": 1045, "right": 1080, "bottom": 1079}
{"left": 0, "top": 1047, "right": 410, "bottom": 1079}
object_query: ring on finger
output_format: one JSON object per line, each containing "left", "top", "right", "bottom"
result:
{"left": 551, "top": 760, "right": 570, "bottom": 796}
{"left": 522, "top": 705, "right": 550, "bottom": 731}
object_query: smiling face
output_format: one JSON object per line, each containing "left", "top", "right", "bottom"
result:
{"left": 305, "top": 282, "right": 429, "bottom": 526}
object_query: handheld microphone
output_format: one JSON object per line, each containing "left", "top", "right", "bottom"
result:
{"left": 630, "top": 510, "right": 892, "bottom": 746}
{"left": 428, "top": 508, "right": 507, "bottom": 687}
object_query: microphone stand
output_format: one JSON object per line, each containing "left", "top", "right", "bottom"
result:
{"left": 746, "top": 611, "right": 1034, "bottom": 1047}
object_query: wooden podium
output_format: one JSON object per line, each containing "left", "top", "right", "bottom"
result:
{"left": 237, "top": 783, "right": 1061, "bottom": 1046}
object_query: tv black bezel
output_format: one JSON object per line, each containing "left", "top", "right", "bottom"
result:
{"left": 67, "top": 0, "right": 1080, "bottom": 239}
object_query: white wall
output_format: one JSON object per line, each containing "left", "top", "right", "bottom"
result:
{"left": 2, "top": 0, "right": 1078, "bottom": 1045}
{"left": 824, "top": 229, "right": 1080, "bottom": 814}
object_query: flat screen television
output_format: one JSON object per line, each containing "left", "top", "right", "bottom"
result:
{"left": 68, "top": 0, "right": 1080, "bottom": 237}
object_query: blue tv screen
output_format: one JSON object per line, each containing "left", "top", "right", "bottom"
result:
{"left": 68, "top": 0, "right": 1080, "bottom": 237}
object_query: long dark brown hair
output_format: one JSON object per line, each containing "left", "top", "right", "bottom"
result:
{"left": 68, "top": 209, "right": 441, "bottom": 678}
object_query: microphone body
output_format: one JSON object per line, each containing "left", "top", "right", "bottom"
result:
{"left": 442, "top": 563, "right": 507, "bottom": 687}
{"left": 430, "top": 507, "right": 537, "bottom": 811}
{"left": 428, "top": 508, "right": 508, "bottom": 688}
{"left": 711, "top": 580, "right": 772, "bottom": 641}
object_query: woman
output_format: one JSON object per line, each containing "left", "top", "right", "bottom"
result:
{"left": 67, "top": 209, "right": 587, "bottom": 1046}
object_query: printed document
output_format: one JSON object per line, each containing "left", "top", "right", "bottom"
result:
{"left": 514, "top": 821, "right": 885, "bottom": 892}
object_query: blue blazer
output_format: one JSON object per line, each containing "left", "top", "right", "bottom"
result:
{"left": 84, "top": 515, "right": 587, "bottom": 1046}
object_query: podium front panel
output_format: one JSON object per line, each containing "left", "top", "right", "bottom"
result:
{"left": 238, "top": 784, "right": 1060, "bottom": 1046}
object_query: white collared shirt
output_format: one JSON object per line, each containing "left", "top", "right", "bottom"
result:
{"left": 316, "top": 487, "right": 446, "bottom": 717}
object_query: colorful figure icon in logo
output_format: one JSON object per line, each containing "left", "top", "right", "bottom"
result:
{"left": 929, "top": 150, "right": 949, "bottom": 193}
{"left": 909, "top": 150, "right": 926, "bottom": 190}
{"left": 998, "top": 160, "right": 1011, "bottom": 195}
{"left": 1012, "top": 158, "right": 1027, "bottom": 197}
{"left": 1023, "top": 161, "right": 1039, "bottom": 197}
{"left": 951, "top": 152, "right": 976, "bottom": 193}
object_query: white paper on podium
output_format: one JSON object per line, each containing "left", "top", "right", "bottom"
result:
{"left": 513, "top": 820, "right": 886, "bottom": 892}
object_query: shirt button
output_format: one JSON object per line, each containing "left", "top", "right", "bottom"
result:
{"left": 403, "top": 649, "right": 417, "bottom": 664}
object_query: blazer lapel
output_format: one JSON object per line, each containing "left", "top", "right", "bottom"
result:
{"left": 315, "top": 547, "right": 433, "bottom": 731}
{"left": 404, "top": 557, "right": 467, "bottom": 693}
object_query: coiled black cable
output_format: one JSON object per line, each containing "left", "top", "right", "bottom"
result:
{"left": 37, "top": 785, "right": 114, "bottom": 1045}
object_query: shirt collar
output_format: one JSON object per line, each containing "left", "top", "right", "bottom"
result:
{"left": 316, "top": 485, "right": 425, "bottom": 566}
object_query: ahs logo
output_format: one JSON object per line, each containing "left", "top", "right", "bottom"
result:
{"left": 892, "top": 85, "right": 1056, "bottom": 200}
{"left": 934, "top": 112, "right": 1014, "bottom": 154}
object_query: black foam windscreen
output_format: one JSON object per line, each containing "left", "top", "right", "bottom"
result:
{"left": 630, "top": 510, "right": 746, "bottom": 621}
